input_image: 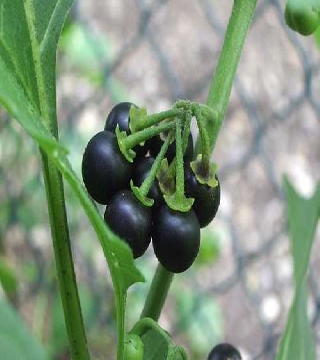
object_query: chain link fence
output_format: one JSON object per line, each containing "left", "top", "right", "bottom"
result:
{"left": 0, "top": 0, "right": 319, "bottom": 359}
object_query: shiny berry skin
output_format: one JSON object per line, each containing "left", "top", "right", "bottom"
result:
{"left": 152, "top": 206, "right": 200, "bottom": 273}
{"left": 104, "top": 102, "right": 147, "bottom": 159}
{"left": 82, "top": 131, "right": 132, "bottom": 204}
{"left": 207, "top": 343, "right": 241, "bottom": 360}
{"left": 132, "top": 156, "right": 164, "bottom": 211}
{"left": 104, "top": 190, "right": 152, "bottom": 258}
{"left": 184, "top": 164, "right": 220, "bottom": 228}
{"left": 148, "top": 132, "right": 194, "bottom": 163}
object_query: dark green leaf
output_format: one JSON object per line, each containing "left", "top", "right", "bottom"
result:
{"left": 0, "top": 300, "right": 46, "bottom": 359}
{"left": 276, "top": 177, "right": 320, "bottom": 360}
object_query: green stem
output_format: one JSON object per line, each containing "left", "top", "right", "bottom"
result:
{"left": 140, "top": 263, "right": 174, "bottom": 321}
{"left": 181, "top": 110, "right": 192, "bottom": 156}
{"left": 23, "top": 1, "right": 89, "bottom": 357}
{"left": 123, "top": 120, "right": 176, "bottom": 149}
{"left": 162, "top": 118, "right": 193, "bottom": 212}
{"left": 193, "top": 105, "right": 210, "bottom": 176}
{"left": 174, "top": 118, "right": 184, "bottom": 199}
{"left": 160, "top": 110, "right": 192, "bottom": 182}
{"left": 205, "top": 0, "right": 258, "bottom": 152}
{"left": 138, "top": 131, "right": 174, "bottom": 198}
{"left": 26, "top": 2, "right": 89, "bottom": 352}
{"left": 132, "top": 108, "right": 182, "bottom": 132}
{"left": 41, "top": 152, "right": 90, "bottom": 359}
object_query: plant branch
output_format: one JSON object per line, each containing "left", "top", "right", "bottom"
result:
{"left": 41, "top": 152, "right": 90, "bottom": 359}
{"left": 140, "top": 263, "right": 174, "bottom": 321}
{"left": 205, "top": 0, "right": 258, "bottom": 152}
{"left": 26, "top": 0, "right": 90, "bottom": 353}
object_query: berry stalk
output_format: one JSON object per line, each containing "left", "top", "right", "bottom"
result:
{"left": 139, "top": 132, "right": 174, "bottom": 197}
{"left": 131, "top": 131, "right": 174, "bottom": 206}
{"left": 130, "top": 107, "right": 183, "bottom": 132}
{"left": 140, "top": 263, "right": 174, "bottom": 321}
{"left": 163, "top": 119, "right": 194, "bottom": 212}
{"left": 193, "top": 104, "right": 210, "bottom": 177}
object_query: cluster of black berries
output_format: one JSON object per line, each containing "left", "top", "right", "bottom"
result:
{"left": 82, "top": 102, "right": 220, "bottom": 273}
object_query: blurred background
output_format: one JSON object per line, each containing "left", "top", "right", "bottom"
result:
{"left": 0, "top": 0, "right": 319, "bottom": 359}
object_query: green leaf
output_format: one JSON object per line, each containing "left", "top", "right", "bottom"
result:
{"left": 142, "top": 330, "right": 168, "bottom": 359}
{"left": 0, "top": 300, "right": 46, "bottom": 359}
{"left": 130, "top": 318, "right": 188, "bottom": 360}
{"left": 0, "top": 0, "right": 75, "bottom": 127}
{"left": 276, "top": 177, "right": 320, "bottom": 360}
{"left": 129, "top": 106, "right": 148, "bottom": 133}
{"left": 0, "top": 1, "right": 144, "bottom": 357}
{"left": 0, "top": 256, "right": 18, "bottom": 297}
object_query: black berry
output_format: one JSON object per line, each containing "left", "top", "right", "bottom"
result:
{"left": 104, "top": 190, "right": 152, "bottom": 258}
{"left": 184, "top": 163, "right": 220, "bottom": 228}
{"left": 152, "top": 205, "right": 200, "bottom": 273}
{"left": 104, "top": 102, "right": 147, "bottom": 159}
{"left": 82, "top": 131, "right": 132, "bottom": 204}
{"left": 207, "top": 343, "right": 241, "bottom": 360}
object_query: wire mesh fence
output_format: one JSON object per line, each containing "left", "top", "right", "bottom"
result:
{"left": 0, "top": 0, "right": 319, "bottom": 359}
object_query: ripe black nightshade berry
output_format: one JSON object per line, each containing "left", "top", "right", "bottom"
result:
{"left": 148, "top": 132, "right": 194, "bottom": 163}
{"left": 104, "top": 102, "right": 148, "bottom": 159}
{"left": 152, "top": 205, "right": 200, "bottom": 273}
{"left": 207, "top": 343, "right": 241, "bottom": 360}
{"left": 104, "top": 190, "right": 152, "bottom": 258}
{"left": 184, "top": 163, "right": 220, "bottom": 228}
{"left": 132, "top": 156, "right": 164, "bottom": 211}
{"left": 82, "top": 131, "right": 132, "bottom": 204}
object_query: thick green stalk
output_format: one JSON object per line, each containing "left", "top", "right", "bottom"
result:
{"left": 26, "top": 3, "right": 90, "bottom": 353}
{"left": 41, "top": 152, "right": 89, "bottom": 359}
{"left": 205, "top": 0, "right": 258, "bottom": 152}
{"left": 140, "top": 264, "right": 174, "bottom": 321}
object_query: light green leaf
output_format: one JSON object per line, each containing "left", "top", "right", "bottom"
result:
{"left": 0, "top": 1, "right": 144, "bottom": 357}
{"left": 276, "top": 177, "right": 320, "bottom": 360}
{"left": 0, "top": 0, "right": 75, "bottom": 125}
{"left": 0, "top": 300, "right": 47, "bottom": 359}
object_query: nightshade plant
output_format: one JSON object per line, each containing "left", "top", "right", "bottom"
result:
{"left": 0, "top": 0, "right": 319, "bottom": 359}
